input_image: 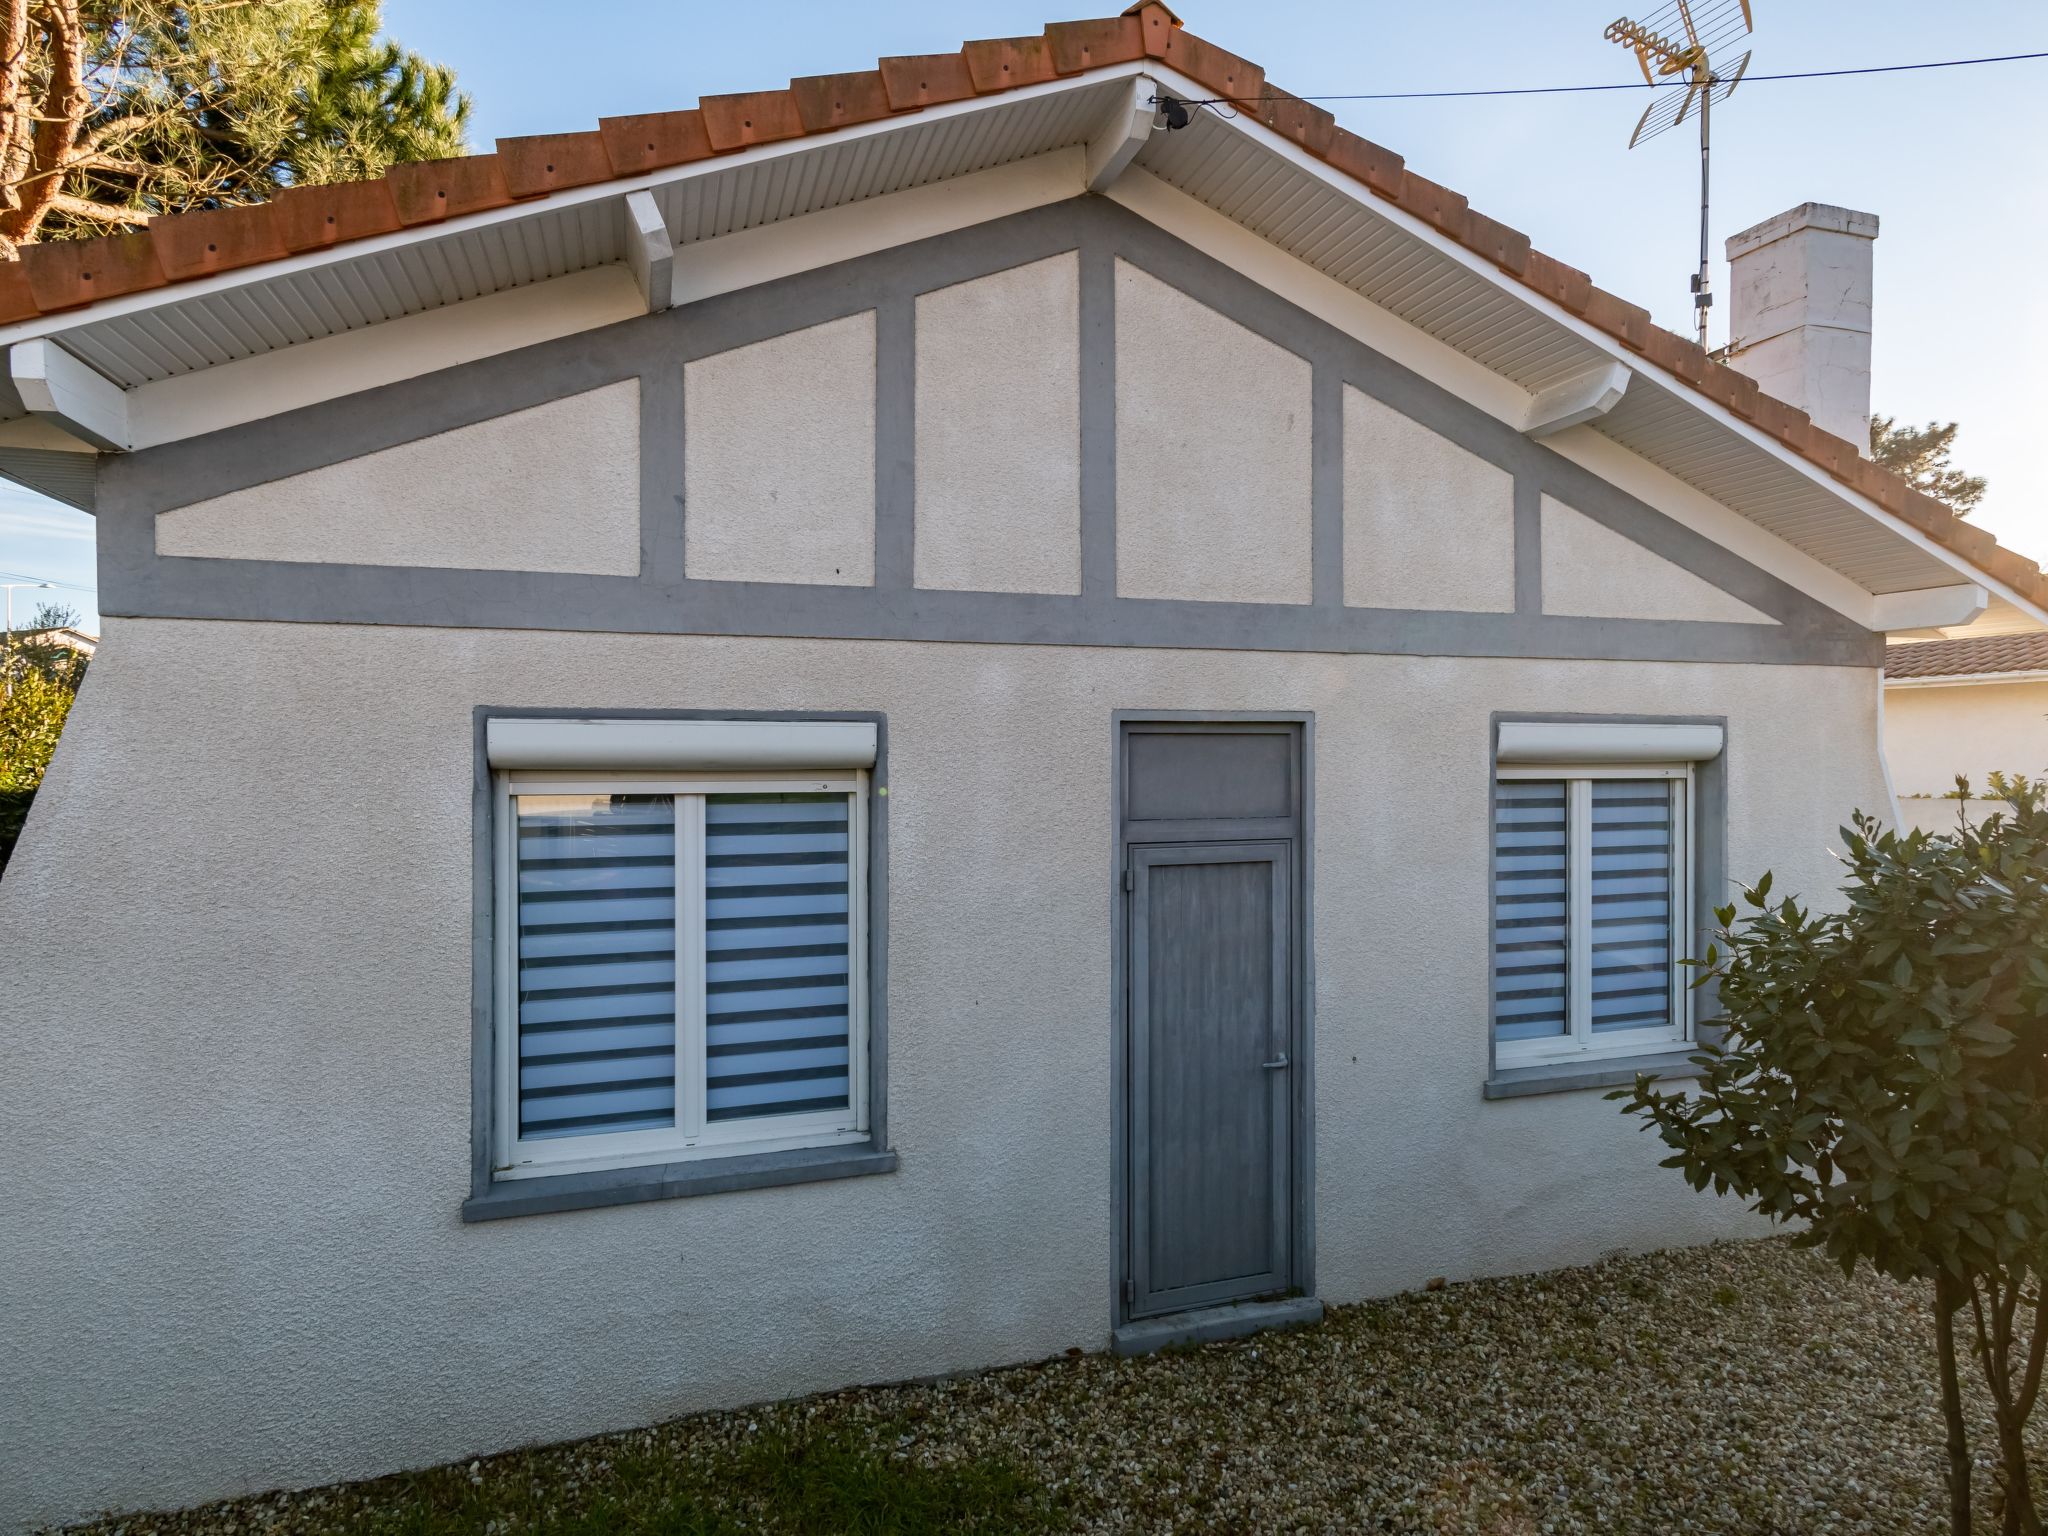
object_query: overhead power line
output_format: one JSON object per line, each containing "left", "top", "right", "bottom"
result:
{"left": 1174, "top": 50, "right": 2048, "bottom": 104}
{"left": 0, "top": 569, "right": 94, "bottom": 593}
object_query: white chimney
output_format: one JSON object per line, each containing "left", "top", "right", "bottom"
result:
{"left": 1724, "top": 202, "right": 1879, "bottom": 449}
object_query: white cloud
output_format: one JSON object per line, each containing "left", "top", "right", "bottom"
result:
{"left": 0, "top": 503, "right": 94, "bottom": 543}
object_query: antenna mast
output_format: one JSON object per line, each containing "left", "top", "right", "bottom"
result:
{"left": 1604, "top": 0, "right": 1754, "bottom": 347}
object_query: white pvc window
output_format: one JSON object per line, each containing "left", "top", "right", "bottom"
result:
{"left": 492, "top": 766, "right": 869, "bottom": 1179}
{"left": 1492, "top": 762, "right": 1692, "bottom": 1065}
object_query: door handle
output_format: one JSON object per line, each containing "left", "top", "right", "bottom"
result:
{"left": 1261, "top": 1053, "right": 1290, "bottom": 1070}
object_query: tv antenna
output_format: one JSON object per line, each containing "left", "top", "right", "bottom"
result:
{"left": 1604, "top": 0, "right": 1754, "bottom": 346}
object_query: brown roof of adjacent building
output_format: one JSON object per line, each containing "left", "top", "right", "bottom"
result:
{"left": 0, "top": 2, "right": 2040, "bottom": 611}
{"left": 1885, "top": 634, "right": 2048, "bottom": 680}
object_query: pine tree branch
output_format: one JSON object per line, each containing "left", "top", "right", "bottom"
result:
{"left": 48, "top": 190, "right": 146, "bottom": 223}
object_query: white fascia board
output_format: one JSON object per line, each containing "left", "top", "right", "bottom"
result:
{"left": 622, "top": 189, "right": 673, "bottom": 314}
{"left": 1871, "top": 584, "right": 1990, "bottom": 636}
{"left": 10, "top": 337, "right": 128, "bottom": 450}
{"left": 1127, "top": 58, "right": 2048, "bottom": 632}
{"left": 1522, "top": 360, "right": 1630, "bottom": 437}
{"left": 1884, "top": 670, "right": 2048, "bottom": 691}
{"left": 1085, "top": 74, "right": 1159, "bottom": 192}
{"left": 0, "top": 62, "right": 1146, "bottom": 354}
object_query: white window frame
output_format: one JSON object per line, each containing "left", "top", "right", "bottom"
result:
{"left": 1494, "top": 760, "right": 1693, "bottom": 1067}
{"left": 492, "top": 766, "right": 870, "bottom": 1180}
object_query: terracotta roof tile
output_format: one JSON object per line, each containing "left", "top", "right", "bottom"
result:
{"left": 1132, "top": 2, "right": 1180, "bottom": 58}
{"left": 1160, "top": 29, "right": 1263, "bottom": 100}
{"left": 273, "top": 179, "right": 404, "bottom": 253}
{"left": 149, "top": 203, "right": 289, "bottom": 282}
{"left": 789, "top": 70, "right": 899, "bottom": 134}
{"left": 1326, "top": 128, "right": 1403, "bottom": 197}
{"left": 596, "top": 110, "right": 715, "bottom": 176}
{"left": 963, "top": 35, "right": 1060, "bottom": 93}
{"left": 1045, "top": 16, "right": 1146, "bottom": 74}
{"left": 1397, "top": 170, "right": 1469, "bottom": 242}
{"left": 1526, "top": 250, "right": 1593, "bottom": 316}
{"left": 878, "top": 53, "right": 978, "bottom": 111}
{"left": 1244, "top": 89, "right": 1337, "bottom": 157}
{"left": 0, "top": 6, "right": 2033, "bottom": 617}
{"left": 21, "top": 230, "right": 165, "bottom": 311}
{"left": 0, "top": 258, "right": 35, "bottom": 324}
{"left": 698, "top": 90, "right": 805, "bottom": 153}
{"left": 384, "top": 155, "right": 514, "bottom": 225}
{"left": 1886, "top": 634, "right": 2048, "bottom": 679}
{"left": 495, "top": 131, "right": 616, "bottom": 199}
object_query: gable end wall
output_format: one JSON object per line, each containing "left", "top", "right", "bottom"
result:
{"left": 95, "top": 197, "right": 1879, "bottom": 670}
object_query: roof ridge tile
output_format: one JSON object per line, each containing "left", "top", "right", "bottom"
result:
{"left": 877, "top": 53, "right": 977, "bottom": 112}
{"left": 1044, "top": 16, "right": 1146, "bottom": 74}
{"left": 495, "top": 131, "right": 616, "bottom": 199}
{"left": 789, "top": 70, "right": 899, "bottom": 134}
{"left": 384, "top": 154, "right": 514, "bottom": 225}
{"left": 698, "top": 90, "right": 805, "bottom": 153}
{"left": 595, "top": 110, "right": 716, "bottom": 176}
{"left": 149, "top": 202, "right": 290, "bottom": 282}
{"left": 962, "top": 36, "right": 1059, "bottom": 94}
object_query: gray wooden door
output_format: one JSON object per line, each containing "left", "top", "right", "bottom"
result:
{"left": 1128, "top": 841, "right": 1293, "bottom": 1315}
{"left": 1118, "top": 718, "right": 1306, "bottom": 1323}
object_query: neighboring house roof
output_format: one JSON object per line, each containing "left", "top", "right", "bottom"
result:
{"left": 7, "top": 625, "right": 96, "bottom": 656}
{"left": 1886, "top": 633, "right": 2048, "bottom": 682}
{"left": 0, "top": 2, "right": 2037, "bottom": 624}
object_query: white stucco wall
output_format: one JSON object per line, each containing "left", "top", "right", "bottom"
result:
{"left": 153, "top": 381, "right": 642, "bottom": 574}
{"left": 1883, "top": 678, "right": 2048, "bottom": 798}
{"left": 914, "top": 254, "right": 1080, "bottom": 594}
{"left": 1541, "top": 495, "right": 1777, "bottom": 625}
{"left": 0, "top": 617, "right": 1889, "bottom": 1530}
{"left": 1342, "top": 387, "right": 1513, "bottom": 612}
{"left": 1113, "top": 260, "right": 1312, "bottom": 604}
{"left": 684, "top": 312, "right": 876, "bottom": 586}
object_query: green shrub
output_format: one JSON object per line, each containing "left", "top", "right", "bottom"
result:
{"left": 0, "top": 649, "right": 86, "bottom": 874}
{"left": 1616, "top": 774, "right": 2048, "bottom": 1534}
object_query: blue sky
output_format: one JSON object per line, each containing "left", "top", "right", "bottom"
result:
{"left": 4, "top": 0, "right": 2043, "bottom": 634}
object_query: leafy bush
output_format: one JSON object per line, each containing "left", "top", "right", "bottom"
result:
{"left": 0, "top": 622, "right": 88, "bottom": 875}
{"left": 1616, "top": 775, "right": 2048, "bottom": 1535}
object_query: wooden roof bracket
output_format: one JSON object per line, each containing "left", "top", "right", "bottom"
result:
{"left": 623, "top": 189, "right": 674, "bottom": 314}
{"left": 1522, "top": 359, "right": 1631, "bottom": 438}
{"left": 1085, "top": 73, "right": 1161, "bottom": 193}
{"left": 9, "top": 336, "right": 129, "bottom": 452}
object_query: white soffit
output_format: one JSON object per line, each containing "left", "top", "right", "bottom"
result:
{"left": 21, "top": 75, "right": 1132, "bottom": 396}
{"left": 1593, "top": 376, "right": 1959, "bottom": 598}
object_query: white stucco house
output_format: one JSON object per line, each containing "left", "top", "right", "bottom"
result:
{"left": 1885, "top": 634, "right": 2048, "bottom": 834}
{"left": 4, "top": 5, "right": 2045, "bottom": 1528}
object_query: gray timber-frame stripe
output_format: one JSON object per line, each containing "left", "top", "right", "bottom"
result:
{"left": 96, "top": 197, "right": 1878, "bottom": 668}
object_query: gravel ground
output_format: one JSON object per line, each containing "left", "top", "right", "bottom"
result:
{"left": 61, "top": 1236, "right": 2047, "bottom": 1535}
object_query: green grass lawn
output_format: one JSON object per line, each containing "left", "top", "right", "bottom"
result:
{"left": 263, "top": 1418, "right": 1062, "bottom": 1536}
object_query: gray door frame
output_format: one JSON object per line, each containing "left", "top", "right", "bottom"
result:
{"left": 1110, "top": 712, "right": 1316, "bottom": 1329}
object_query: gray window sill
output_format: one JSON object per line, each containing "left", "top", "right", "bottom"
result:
{"left": 1483, "top": 1047, "right": 1709, "bottom": 1101}
{"left": 462, "top": 1141, "right": 897, "bottom": 1222}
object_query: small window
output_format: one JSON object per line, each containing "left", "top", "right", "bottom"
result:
{"left": 493, "top": 767, "right": 869, "bottom": 1179}
{"left": 1492, "top": 764, "right": 1691, "bottom": 1063}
